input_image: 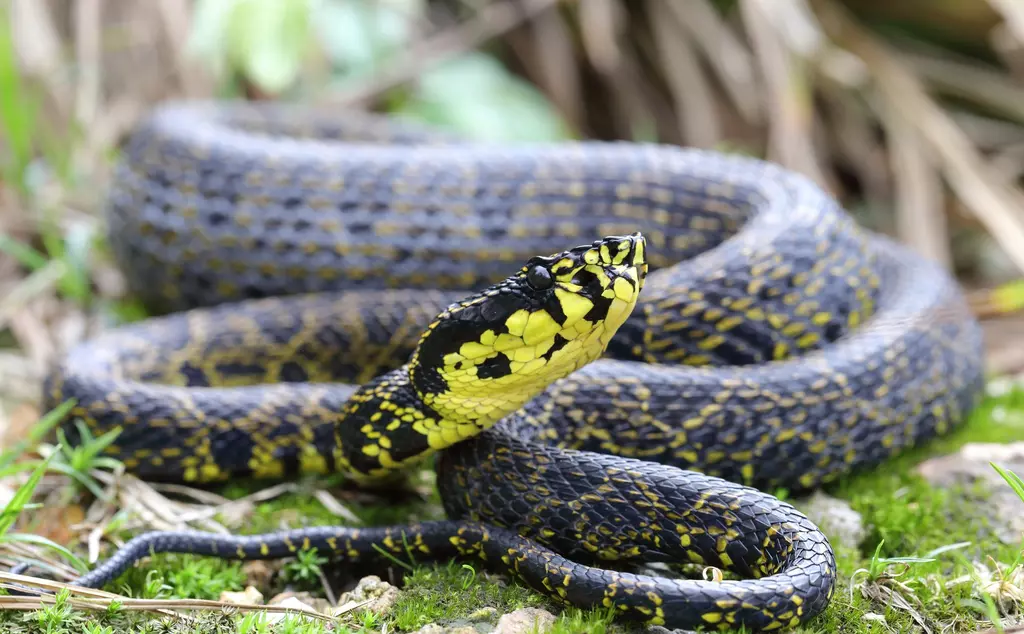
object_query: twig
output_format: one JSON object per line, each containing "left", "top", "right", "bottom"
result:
{"left": 0, "top": 571, "right": 334, "bottom": 621}
{"left": 815, "top": 71, "right": 892, "bottom": 212}
{"left": 813, "top": 0, "right": 1024, "bottom": 275}
{"left": 313, "top": 489, "right": 362, "bottom": 524}
{"left": 989, "top": 143, "right": 1024, "bottom": 184}
{"left": 330, "top": 0, "right": 563, "bottom": 106}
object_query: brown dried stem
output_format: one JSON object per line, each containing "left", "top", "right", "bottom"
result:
{"left": 813, "top": 0, "right": 1024, "bottom": 274}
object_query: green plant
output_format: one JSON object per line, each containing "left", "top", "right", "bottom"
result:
{"left": 0, "top": 435, "right": 89, "bottom": 573}
{"left": 47, "top": 420, "right": 123, "bottom": 500}
{"left": 280, "top": 547, "right": 328, "bottom": 590}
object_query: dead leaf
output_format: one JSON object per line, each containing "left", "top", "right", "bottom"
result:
{"left": 30, "top": 504, "right": 85, "bottom": 545}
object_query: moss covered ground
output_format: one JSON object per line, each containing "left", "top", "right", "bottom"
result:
{"left": 0, "top": 381, "right": 1022, "bottom": 633}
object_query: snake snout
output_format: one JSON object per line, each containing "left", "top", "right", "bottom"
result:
{"left": 601, "top": 232, "right": 647, "bottom": 293}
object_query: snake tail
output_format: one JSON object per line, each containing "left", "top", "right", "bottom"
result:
{"left": 70, "top": 460, "right": 833, "bottom": 632}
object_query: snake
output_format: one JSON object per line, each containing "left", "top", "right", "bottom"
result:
{"left": 27, "top": 101, "right": 985, "bottom": 632}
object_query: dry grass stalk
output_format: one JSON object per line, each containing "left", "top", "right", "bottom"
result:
{"left": 813, "top": 0, "right": 1024, "bottom": 275}
{"left": 9, "top": 0, "right": 70, "bottom": 119}
{"left": 0, "top": 571, "right": 335, "bottom": 622}
{"left": 952, "top": 111, "right": 1024, "bottom": 151}
{"left": 0, "top": 261, "right": 66, "bottom": 332}
{"left": 507, "top": 6, "right": 584, "bottom": 133}
{"left": 739, "top": 0, "right": 829, "bottom": 188}
{"left": 663, "top": 0, "right": 764, "bottom": 126}
{"left": 901, "top": 47, "right": 1024, "bottom": 125}
{"left": 577, "top": 0, "right": 622, "bottom": 75}
{"left": 73, "top": 0, "right": 101, "bottom": 128}
{"left": 880, "top": 100, "right": 952, "bottom": 268}
{"left": 154, "top": 0, "right": 214, "bottom": 97}
{"left": 813, "top": 66, "right": 892, "bottom": 213}
{"left": 649, "top": 2, "right": 720, "bottom": 149}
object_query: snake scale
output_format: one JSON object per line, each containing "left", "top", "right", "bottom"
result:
{"left": 33, "top": 101, "right": 985, "bottom": 632}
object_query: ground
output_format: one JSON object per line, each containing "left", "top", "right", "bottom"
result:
{"left": 1, "top": 377, "right": 1024, "bottom": 633}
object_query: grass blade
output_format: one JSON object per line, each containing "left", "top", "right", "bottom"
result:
{"left": 0, "top": 400, "right": 75, "bottom": 474}
{"left": 0, "top": 236, "right": 49, "bottom": 271}
{"left": 991, "top": 462, "right": 1024, "bottom": 504}
{"left": 0, "top": 445, "right": 62, "bottom": 537}
{"left": 0, "top": 533, "right": 89, "bottom": 573}
{"left": 0, "top": 2, "right": 39, "bottom": 193}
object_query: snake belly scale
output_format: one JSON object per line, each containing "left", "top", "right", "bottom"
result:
{"left": 37, "top": 101, "right": 985, "bottom": 632}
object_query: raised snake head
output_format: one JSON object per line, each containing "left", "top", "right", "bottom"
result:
{"left": 409, "top": 232, "right": 647, "bottom": 433}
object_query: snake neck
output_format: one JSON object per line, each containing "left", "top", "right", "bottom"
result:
{"left": 333, "top": 362, "right": 552, "bottom": 482}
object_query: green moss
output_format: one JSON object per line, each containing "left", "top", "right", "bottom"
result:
{"left": 772, "top": 384, "right": 1024, "bottom": 634}
{"left": 8, "top": 386, "right": 1024, "bottom": 633}
{"left": 112, "top": 555, "right": 248, "bottom": 599}
{"left": 388, "top": 562, "right": 551, "bottom": 630}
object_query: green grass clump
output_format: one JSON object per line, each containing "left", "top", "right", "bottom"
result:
{"left": 388, "top": 562, "right": 552, "bottom": 631}
{"left": 0, "top": 590, "right": 334, "bottom": 634}
{"left": 6, "top": 384, "right": 1024, "bottom": 633}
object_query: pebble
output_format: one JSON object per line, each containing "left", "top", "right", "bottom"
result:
{"left": 916, "top": 441, "right": 1024, "bottom": 544}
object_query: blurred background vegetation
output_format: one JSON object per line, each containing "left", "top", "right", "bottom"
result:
{"left": 5, "top": 2, "right": 1024, "bottom": 630}
{"left": 4, "top": 0, "right": 1024, "bottom": 424}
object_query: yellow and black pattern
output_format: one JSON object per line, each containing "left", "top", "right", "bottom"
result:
{"left": 41, "top": 101, "right": 986, "bottom": 632}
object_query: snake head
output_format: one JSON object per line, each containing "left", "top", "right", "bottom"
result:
{"left": 409, "top": 232, "right": 647, "bottom": 432}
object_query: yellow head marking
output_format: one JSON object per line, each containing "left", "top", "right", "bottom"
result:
{"left": 409, "top": 233, "right": 647, "bottom": 435}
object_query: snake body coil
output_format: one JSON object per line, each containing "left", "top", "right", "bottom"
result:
{"left": 41, "top": 102, "right": 985, "bottom": 631}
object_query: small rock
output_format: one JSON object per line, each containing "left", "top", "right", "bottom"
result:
{"left": 335, "top": 575, "right": 401, "bottom": 616}
{"left": 493, "top": 608, "right": 557, "bottom": 634}
{"left": 647, "top": 626, "right": 697, "bottom": 634}
{"left": 217, "top": 500, "right": 255, "bottom": 528}
{"left": 917, "top": 442, "right": 1024, "bottom": 543}
{"left": 411, "top": 623, "right": 486, "bottom": 634}
{"left": 219, "top": 586, "right": 264, "bottom": 605}
{"left": 799, "top": 490, "right": 865, "bottom": 547}
{"left": 268, "top": 591, "right": 332, "bottom": 615}
{"left": 266, "top": 596, "right": 322, "bottom": 625}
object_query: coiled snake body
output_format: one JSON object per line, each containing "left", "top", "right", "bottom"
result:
{"left": 40, "top": 102, "right": 984, "bottom": 631}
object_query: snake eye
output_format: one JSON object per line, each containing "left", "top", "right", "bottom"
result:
{"left": 526, "top": 265, "right": 553, "bottom": 290}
